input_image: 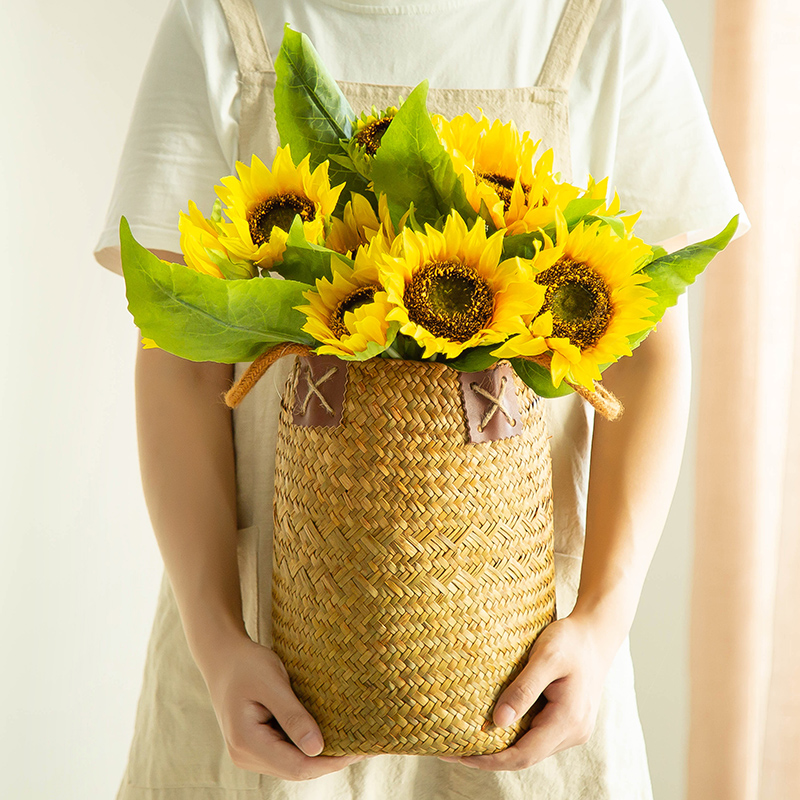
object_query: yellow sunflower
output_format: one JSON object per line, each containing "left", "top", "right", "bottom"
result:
{"left": 431, "top": 109, "right": 489, "bottom": 165}
{"left": 178, "top": 201, "right": 226, "bottom": 278}
{"left": 435, "top": 111, "right": 581, "bottom": 232}
{"left": 353, "top": 105, "right": 399, "bottom": 155}
{"left": 214, "top": 145, "right": 343, "bottom": 271}
{"left": 325, "top": 193, "right": 397, "bottom": 255}
{"left": 582, "top": 175, "right": 643, "bottom": 237}
{"left": 502, "top": 148, "right": 585, "bottom": 235}
{"left": 378, "top": 210, "right": 545, "bottom": 359}
{"left": 469, "top": 117, "right": 541, "bottom": 222}
{"left": 435, "top": 112, "right": 537, "bottom": 228}
{"left": 345, "top": 105, "right": 400, "bottom": 176}
{"left": 492, "top": 210, "right": 658, "bottom": 390}
{"left": 295, "top": 236, "right": 396, "bottom": 360}
{"left": 178, "top": 200, "right": 257, "bottom": 279}
{"left": 326, "top": 193, "right": 379, "bottom": 254}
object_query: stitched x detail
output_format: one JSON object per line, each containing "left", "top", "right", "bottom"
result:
{"left": 469, "top": 376, "right": 516, "bottom": 432}
{"left": 299, "top": 365, "right": 339, "bottom": 416}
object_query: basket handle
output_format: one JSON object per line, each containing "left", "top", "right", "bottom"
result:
{"left": 224, "top": 343, "right": 313, "bottom": 409}
{"left": 224, "top": 343, "right": 623, "bottom": 420}
{"left": 517, "top": 354, "right": 623, "bottom": 421}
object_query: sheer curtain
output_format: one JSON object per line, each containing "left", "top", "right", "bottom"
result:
{"left": 688, "top": 1, "right": 800, "bottom": 798}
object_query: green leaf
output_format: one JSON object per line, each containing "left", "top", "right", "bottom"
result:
{"left": 478, "top": 199, "right": 499, "bottom": 235}
{"left": 274, "top": 25, "right": 352, "bottom": 151}
{"left": 502, "top": 232, "right": 543, "bottom": 260}
{"left": 274, "top": 25, "right": 369, "bottom": 212}
{"left": 328, "top": 151, "right": 359, "bottom": 171}
{"left": 391, "top": 333, "right": 424, "bottom": 360}
{"left": 627, "top": 215, "right": 740, "bottom": 350}
{"left": 401, "top": 202, "right": 427, "bottom": 234}
{"left": 370, "top": 81, "right": 477, "bottom": 229}
{"left": 271, "top": 216, "right": 351, "bottom": 285}
{"left": 205, "top": 249, "right": 257, "bottom": 280}
{"left": 561, "top": 197, "right": 605, "bottom": 227}
{"left": 119, "top": 217, "right": 314, "bottom": 363}
{"left": 510, "top": 358, "right": 574, "bottom": 398}
{"left": 582, "top": 214, "right": 626, "bottom": 238}
{"left": 444, "top": 345, "right": 500, "bottom": 372}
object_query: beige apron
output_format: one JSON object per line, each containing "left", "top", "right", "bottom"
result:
{"left": 115, "top": 1, "right": 653, "bottom": 796}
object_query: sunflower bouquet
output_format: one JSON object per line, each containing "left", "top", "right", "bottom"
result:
{"left": 121, "top": 26, "right": 736, "bottom": 416}
{"left": 118, "top": 26, "right": 737, "bottom": 757}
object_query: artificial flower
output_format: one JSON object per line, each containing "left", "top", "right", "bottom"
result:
{"left": 435, "top": 111, "right": 581, "bottom": 232}
{"left": 378, "top": 210, "right": 544, "bottom": 359}
{"left": 296, "top": 236, "right": 396, "bottom": 360}
{"left": 325, "top": 193, "right": 397, "bottom": 254}
{"left": 493, "top": 210, "right": 657, "bottom": 390}
{"left": 214, "top": 145, "right": 343, "bottom": 271}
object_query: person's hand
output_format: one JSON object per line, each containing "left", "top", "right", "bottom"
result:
{"left": 200, "top": 632, "right": 371, "bottom": 781}
{"left": 437, "top": 611, "right": 619, "bottom": 771}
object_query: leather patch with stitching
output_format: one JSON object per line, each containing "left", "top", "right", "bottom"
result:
{"left": 292, "top": 355, "right": 347, "bottom": 427}
{"left": 459, "top": 362, "right": 522, "bottom": 443}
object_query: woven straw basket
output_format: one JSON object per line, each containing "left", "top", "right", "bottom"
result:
{"left": 270, "top": 354, "right": 556, "bottom": 756}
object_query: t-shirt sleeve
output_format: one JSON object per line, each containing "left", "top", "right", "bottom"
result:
{"left": 612, "top": 0, "right": 750, "bottom": 245}
{"left": 93, "top": 0, "right": 231, "bottom": 276}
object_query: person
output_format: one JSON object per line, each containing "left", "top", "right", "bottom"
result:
{"left": 94, "top": 0, "right": 750, "bottom": 797}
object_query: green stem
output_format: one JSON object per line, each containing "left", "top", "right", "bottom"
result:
{"left": 381, "top": 344, "right": 402, "bottom": 359}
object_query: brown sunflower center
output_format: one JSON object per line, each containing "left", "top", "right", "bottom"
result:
{"left": 475, "top": 170, "right": 530, "bottom": 213}
{"left": 403, "top": 259, "right": 494, "bottom": 343}
{"left": 329, "top": 285, "right": 380, "bottom": 339}
{"left": 248, "top": 193, "right": 316, "bottom": 246}
{"left": 534, "top": 256, "right": 613, "bottom": 351}
{"left": 355, "top": 117, "right": 393, "bottom": 156}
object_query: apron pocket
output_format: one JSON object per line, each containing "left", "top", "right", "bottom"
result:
{"left": 125, "top": 533, "right": 262, "bottom": 790}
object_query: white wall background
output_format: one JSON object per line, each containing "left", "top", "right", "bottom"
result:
{"left": 0, "top": 1, "right": 717, "bottom": 797}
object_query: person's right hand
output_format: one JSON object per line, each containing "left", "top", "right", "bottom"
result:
{"left": 200, "top": 632, "right": 370, "bottom": 781}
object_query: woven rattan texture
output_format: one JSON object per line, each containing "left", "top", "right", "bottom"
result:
{"left": 271, "top": 357, "right": 556, "bottom": 756}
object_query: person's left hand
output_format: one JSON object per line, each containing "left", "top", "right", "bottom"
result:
{"left": 437, "top": 611, "right": 620, "bottom": 771}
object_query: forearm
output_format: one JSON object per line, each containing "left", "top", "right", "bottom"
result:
{"left": 571, "top": 291, "right": 692, "bottom": 653}
{"left": 134, "top": 328, "right": 245, "bottom": 675}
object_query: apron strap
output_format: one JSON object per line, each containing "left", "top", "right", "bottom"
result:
{"left": 536, "top": 0, "right": 604, "bottom": 91}
{"left": 218, "top": 0, "right": 274, "bottom": 74}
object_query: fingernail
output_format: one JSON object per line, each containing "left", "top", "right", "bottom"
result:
{"left": 439, "top": 756, "right": 477, "bottom": 769}
{"left": 299, "top": 732, "right": 324, "bottom": 756}
{"left": 494, "top": 703, "right": 517, "bottom": 728}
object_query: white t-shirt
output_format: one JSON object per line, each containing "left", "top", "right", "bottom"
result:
{"left": 94, "top": 0, "right": 750, "bottom": 275}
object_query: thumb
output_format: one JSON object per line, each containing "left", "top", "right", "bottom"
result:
{"left": 493, "top": 643, "right": 564, "bottom": 728}
{"left": 265, "top": 678, "right": 326, "bottom": 757}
